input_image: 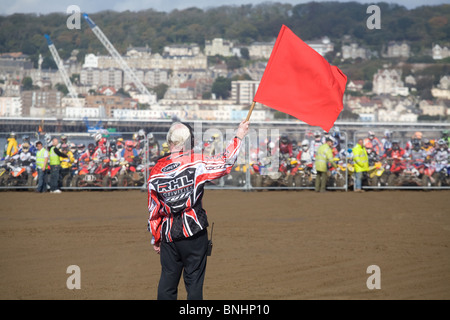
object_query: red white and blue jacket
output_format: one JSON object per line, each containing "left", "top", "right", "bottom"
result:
{"left": 148, "top": 137, "right": 243, "bottom": 244}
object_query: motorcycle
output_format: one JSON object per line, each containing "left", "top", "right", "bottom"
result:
{"left": 433, "top": 162, "right": 450, "bottom": 187}
{"left": 279, "top": 157, "right": 301, "bottom": 187}
{"left": 420, "top": 160, "right": 436, "bottom": 187}
{"left": 327, "top": 157, "right": 347, "bottom": 188}
{"left": 228, "top": 163, "right": 249, "bottom": 187}
{"left": 0, "top": 158, "right": 37, "bottom": 189}
{"left": 367, "top": 160, "right": 386, "bottom": 187}
{"left": 385, "top": 157, "right": 407, "bottom": 186}
{"left": 396, "top": 159, "right": 422, "bottom": 186}
{"left": 292, "top": 161, "right": 315, "bottom": 187}
{"left": 71, "top": 157, "right": 110, "bottom": 188}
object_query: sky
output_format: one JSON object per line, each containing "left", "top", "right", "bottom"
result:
{"left": 1, "top": 0, "right": 448, "bottom": 16}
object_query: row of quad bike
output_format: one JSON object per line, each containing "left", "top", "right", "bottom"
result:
{"left": 1, "top": 155, "right": 450, "bottom": 190}
{"left": 0, "top": 157, "right": 152, "bottom": 189}
{"left": 233, "top": 155, "right": 450, "bottom": 189}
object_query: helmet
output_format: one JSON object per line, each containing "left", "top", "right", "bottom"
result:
{"left": 94, "top": 133, "right": 102, "bottom": 142}
{"left": 125, "top": 140, "right": 134, "bottom": 147}
{"left": 392, "top": 140, "right": 399, "bottom": 150}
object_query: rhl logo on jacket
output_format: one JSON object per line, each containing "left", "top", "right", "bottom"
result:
{"left": 148, "top": 137, "right": 242, "bottom": 243}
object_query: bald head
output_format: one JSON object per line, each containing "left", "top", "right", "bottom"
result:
{"left": 167, "top": 122, "right": 191, "bottom": 151}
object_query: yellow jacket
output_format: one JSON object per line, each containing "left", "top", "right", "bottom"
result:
{"left": 352, "top": 144, "right": 369, "bottom": 172}
{"left": 60, "top": 151, "right": 75, "bottom": 169}
{"left": 6, "top": 138, "right": 18, "bottom": 157}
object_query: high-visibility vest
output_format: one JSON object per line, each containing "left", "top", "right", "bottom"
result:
{"left": 36, "top": 148, "right": 48, "bottom": 170}
{"left": 352, "top": 144, "right": 369, "bottom": 172}
{"left": 49, "top": 147, "right": 61, "bottom": 166}
{"left": 315, "top": 143, "right": 333, "bottom": 172}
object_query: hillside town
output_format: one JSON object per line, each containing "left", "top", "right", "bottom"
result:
{"left": 0, "top": 35, "right": 449, "bottom": 123}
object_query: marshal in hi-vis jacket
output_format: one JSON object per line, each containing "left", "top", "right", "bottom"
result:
{"left": 148, "top": 137, "right": 243, "bottom": 244}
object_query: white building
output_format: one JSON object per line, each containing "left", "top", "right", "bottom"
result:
{"left": 305, "top": 37, "right": 334, "bottom": 56}
{"left": 83, "top": 53, "right": 98, "bottom": 68}
{"left": 65, "top": 106, "right": 99, "bottom": 118}
{"left": 231, "top": 80, "right": 259, "bottom": 105}
{"left": 247, "top": 41, "right": 275, "bottom": 59}
{"left": 386, "top": 41, "right": 410, "bottom": 58}
{"left": 342, "top": 43, "right": 367, "bottom": 60}
{"left": 205, "top": 38, "right": 234, "bottom": 57}
{"left": 372, "top": 69, "right": 409, "bottom": 96}
{"left": 164, "top": 44, "right": 200, "bottom": 57}
{"left": 0, "top": 96, "right": 22, "bottom": 117}
{"left": 432, "top": 44, "right": 450, "bottom": 60}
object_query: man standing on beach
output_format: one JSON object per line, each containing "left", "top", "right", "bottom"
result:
{"left": 148, "top": 120, "right": 249, "bottom": 300}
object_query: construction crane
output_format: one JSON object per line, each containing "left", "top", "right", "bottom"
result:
{"left": 44, "top": 34, "right": 82, "bottom": 108}
{"left": 82, "top": 13, "right": 154, "bottom": 102}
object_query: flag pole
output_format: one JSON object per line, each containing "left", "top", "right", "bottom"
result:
{"left": 245, "top": 101, "right": 256, "bottom": 121}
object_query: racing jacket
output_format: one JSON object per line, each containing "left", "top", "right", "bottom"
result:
{"left": 148, "top": 136, "right": 243, "bottom": 244}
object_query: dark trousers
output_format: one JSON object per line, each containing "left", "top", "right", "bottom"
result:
{"left": 49, "top": 165, "right": 60, "bottom": 191}
{"left": 36, "top": 168, "right": 47, "bottom": 192}
{"left": 158, "top": 230, "right": 208, "bottom": 300}
{"left": 315, "top": 170, "right": 328, "bottom": 192}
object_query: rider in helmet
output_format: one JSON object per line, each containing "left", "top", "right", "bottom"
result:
{"left": 60, "top": 143, "right": 75, "bottom": 179}
{"left": 120, "top": 140, "right": 140, "bottom": 164}
{"left": 381, "top": 130, "right": 392, "bottom": 154}
{"left": 5, "top": 132, "right": 18, "bottom": 159}
{"left": 365, "top": 141, "right": 379, "bottom": 166}
{"left": 364, "top": 131, "right": 384, "bottom": 156}
{"left": 147, "top": 132, "right": 160, "bottom": 161}
{"left": 310, "top": 131, "right": 323, "bottom": 160}
{"left": 422, "top": 138, "right": 435, "bottom": 161}
{"left": 79, "top": 143, "right": 96, "bottom": 165}
{"left": 296, "top": 139, "right": 313, "bottom": 165}
{"left": 279, "top": 135, "right": 293, "bottom": 158}
{"left": 160, "top": 142, "right": 170, "bottom": 157}
{"left": 433, "top": 139, "right": 449, "bottom": 174}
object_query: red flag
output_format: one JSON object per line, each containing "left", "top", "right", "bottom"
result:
{"left": 253, "top": 25, "right": 347, "bottom": 132}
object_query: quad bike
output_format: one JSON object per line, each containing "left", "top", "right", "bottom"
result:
{"left": 71, "top": 157, "right": 110, "bottom": 188}
{"left": 327, "top": 157, "right": 347, "bottom": 188}
{"left": 367, "top": 160, "right": 386, "bottom": 187}
{"left": 0, "top": 158, "right": 37, "bottom": 190}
